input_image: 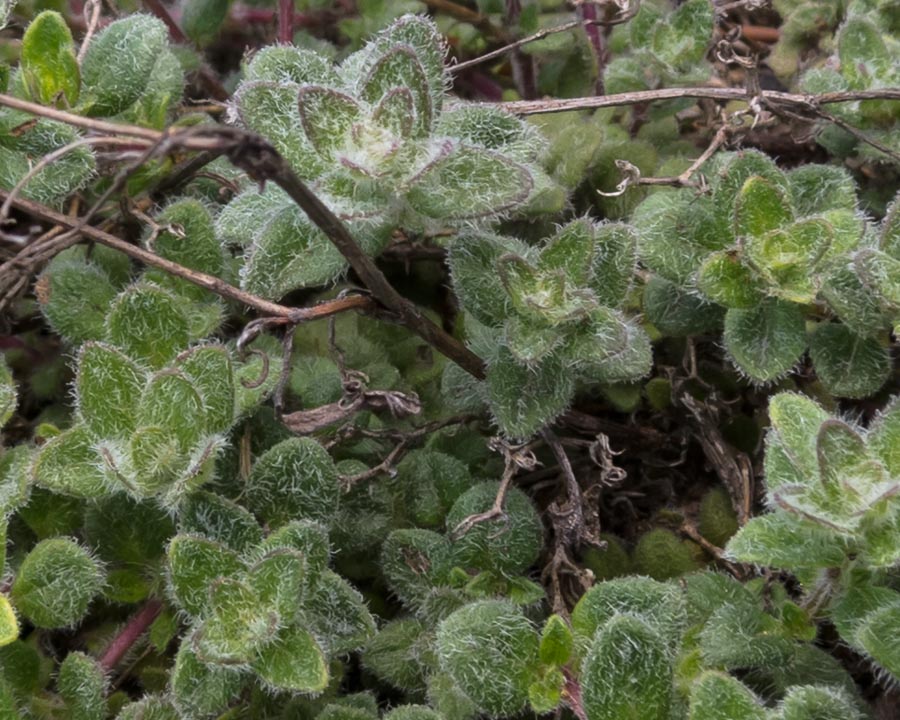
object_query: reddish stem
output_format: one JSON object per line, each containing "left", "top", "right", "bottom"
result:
{"left": 563, "top": 666, "right": 588, "bottom": 720}
{"left": 99, "top": 598, "right": 163, "bottom": 672}
{"left": 277, "top": 0, "right": 292, "bottom": 43}
{"left": 579, "top": 3, "right": 606, "bottom": 95}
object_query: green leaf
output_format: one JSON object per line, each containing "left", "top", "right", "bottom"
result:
{"left": 699, "top": 600, "right": 794, "bottom": 669}
{"left": 723, "top": 300, "right": 806, "bottom": 382}
{"left": 304, "top": 569, "right": 376, "bottom": 654}
{"left": 855, "top": 604, "right": 900, "bottom": 680}
{"left": 356, "top": 14, "right": 447, "bottom": 119}
{"left": 75, "top": 342, "right": 146, "bottom": 439}
{"left": 436, "top": 105, "right": 540, "bottom": 164}
{"left": 381, "top": 529, "right": 453, "bottom": 608}
{"left": 697, "top": 252, "right": 764, "bottom": 309}
{"left": 175, "top": 345, "right": 235, "bottom": 434}
{"left": 821, "top": 265, "right": 888, "bottom": 336}
{"left": 257, "top": 520, "right": 331, "bottom": 588}
{"left": 869, "top": 396, "right": 900, "bottom": 476}
{"left": 58, "top": 652, "right": 106, "bottom": 720}
{"left": 590, "top": 222, "right": 637, "bottom": 308}
{"left": 360, "top": 45, "right": 431, "bottom": 138}
{"left": 486, "top": 346, "right": 575, "bottom": 439}
{"left": 725, "top": 513, "right": 848, "bottom": 570}
{"left": 748, "top": 219, "right": 834, "bottom": 302}
{"left": 838, "top": 17, "right": 891, "bottom": 89}
{"left": 537, "top": 218, "right": 595, "bottom": 286}
{"left": 854, "top": 248, "right": 900, "bottom": 309}
{"left": 447, "top": 482, "right": 543, "bottom": 577}
{"left": 539, "top": 614, "right": 573, "bottom": 667}
{"left": 0, "top": 596, "right": 17, "bottom": 647}
{"left": 80, "top": 15, "right": 169, "bottom": 116}
{"left": 633, "top": 528, "right": 704, "bottom": 580}
{"left": 194, "top": 578, "right": 277, "bottom": 664}
{"left": 505, "top": 315, "right": 562, "bottom": 365}
{"left": 11, "top": 538, "right": 104, "bottom": 628}
{"left": 0, "top": 358, "right": 15, "bottom": 429}
{"left": 297, "top": 86, "right": 362, "bottom": 159}
{"left": 20, "top": 11, "right": 79, "bottom": 106}
{"left": 582, "top": 614, "right": 672, "bottom": 720}
{"left": 779, "top": 685, "right": 864, "bottom": 720}
{"left": 171, "top": 641, "right": 245, "bottom": 718}
{"left": 713, "top": 150, "right": 789, "bottom": 233}
{"left": 177, "top": 490, "right": 263, "bottom": 553}
{"left": 406, "top": 143, "right": 533, "bottom": 220}
{"left": 166, "top": 535, "right": 244, "bottom": 618}
{"left": 436, "top": 600, "right": 540, "bottom": 717}
{"left": 688, "top": 672, "right": 765, "bottom": 720}
{"left": 528, "top": 668, "right": 565, "bottom": 714}
{"left": 808, "top": 323, "right": 890, "bottom": 399}
{"left": 788, "top": 164, "right": 857, "bottom": 217}
{"left": 245, "top": 45, "right": 340, "bottom": 85}
{"left": 570, "top": 576, "right": 685, "bottom": 652}
{"left": 643, "top": 276, "right": 725, "bottom": 335}
{"left": 106, "top": 284, "right": 190, "bottom": 369}
{"left": 372, "top": 87, "right": 415, "bottom": 138}
{"left": 143, "top": 199, "right": 224, "bottom": 301}
{"left": 233, "top": 82, "right": 325, "bottom": 178}
{"left": 240, "top": 205, "right": 347, "bottom": 299}
{"left": 84, "top": 494, "right": 174, "bottom": 565}
{"left": 138, "top": 370, "right": 207, "bottom": 453}
{"left": 37, "top": 255, "right": 118, "bottom": 345}
{"left": 734, "top": 176, "right": 793, "bottom": 237}
{"left": 127, "top": 425, "right": 183, "bottom": 496}
{"left": 251, "top": 625, "right": 329, "bottom": 693}
{"left": 180, "top": 0, "right": 231, "bottom": 46}
{"left": 246, "top": 549, "right": 305, "bottom": 621}
{"left": 32, "top": 424, "right": 112, "bottom": 498}
{"left": 245, "top": 437, "right": 339, "bottom": 527}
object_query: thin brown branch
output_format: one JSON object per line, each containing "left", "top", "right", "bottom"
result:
{"left": 224, "top": 135, "right": 489, "bottom": 380}
{"left": 277, "top": 0, "right": 293, "bottom": 43}
{"left": 812, "top": 107, "right": 900, "bottom": 165}
{"left": 498, "top": 87, "right": 900, "bottom": 116}
{"left": 422, "top": 0, "right": 509, "bottom": 42}
{"left": 0, "top": 188, "right": 376, "bottom": 322}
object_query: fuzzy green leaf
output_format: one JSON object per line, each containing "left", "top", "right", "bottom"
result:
{"left": 0, "top": 359, "right": 15, "bottom": 429}
{"left": 234, "top": 82, "right": 325, "bottom": 178}
{"left": 571, "top": 576, "right": 686, "bottom": 652}
{"left": 177, "top": 491, "right": 263, "bottom": 553}
{"left": 838, "top": 17, "right": 890, "bottom": 89}
{"left": 361, "top": 45, "right": 431, "bottom": 137}
{"left": 688, "top": 672, "right": 765, "bottom": 720}
{"left": 32, "top": 424, "right": 112, "bottom": 498}
{"left": 643, "top": 277, "right": 724, "bottom": 335}
{"left": 779, "top": 685, "right": 864, "bottom": 720}
{"left": 246, "top": 549, "right": 305, "bottom": 621}
{"left": 697, "top": 252, "right": 764, "bottom": 309}
{"left": 869, "top": 397, "right": 900, "bottom": 476}
{"left": 80, "top": 15, "right": 169, "bottom": 116}
{"left": 194, "top": 578, "right": 277, "bottom": 664}
{"left": 11, "top": 538, "right": 104, "bottom": 628}
{"left": 245, "top": 437, "right": 339, "bottom": 527}
{"left": 76, "top": 342, "right": 146, "bottom": 439}
{"left": 854, "top": 604, "right": 900, "bottom": 680}
{"left": 582, "top": 614, "right": 672, "bottom": 720}
{"left": 138, "top": 370, "right": 207, "bottom": 453}
{"left": 171, "top": 641, "right": 245, "bottom": 718}
{"left": 106, "top": 284, "right": 189, "bottom": 369}
{"left": 304, "top": 569, "right": 376, "bottom": 654}
{"left": 436, "top": 600, "right": 540, "bottom": 717}
{"left": 590, "top": 222, "right": 637, "bottom": 308}
{"left": 37, "top": 255, "right": 118, "bottom": 345}
{"left": 748, "top": 219, "right": 834, "bottom": 303}
{"left": 788, "top": 165, "right": 857, "bottom": 217}
{"left": 240, "top": 205, "right": 347, "bottom": 299}
{"left": 381, "top": 529, "right": 453, "bottom": 608}
{"left": 723, "top": 300, "right": 806, "bottom": 382}
{"left": 447, "top": 482, "right": 542, "bottom": 577}
{"left": 725, "top": 513, "right": 848, "bottom": 570}
{"left": 854, "top": 249, "right": 900, "bottom": 309}
{"left": 166, "top": 535, "right": 244, "bottom": 618}
{"left": 538, "top": 219, "right": 595, "bottom": 286}
{"left": 252, "top": 625, "right": 329, "bottom": 692}
{"left": 808, "top": 323, "right": 890, "bottom": 399}
{"left": 486, "top": 347, "right": 575, "bottom": 439}
{"left": 406, "top": 144, "right": 533, "bottom": 221}
{"left": 699, "top": 600, "right": 794, "bottom": 669}
{"left": 297, "top": 86, "right": 362, "bottom": 159}
{"left": 0, "top": 596, "right": 17, "bottom": 647}
{"left": 58, "top": 652, "right": 106, "bottom": 720}
{"left": 175, "top": 345, "right": 235, "bottom": 434}
{"left": 713, "top": 151, "right": 789, "bottom": 232}
{"left": 21, "top": 11, "right": 79, "bottom": 106}
{"left": 734, "top": 176, "right": 793, "bottom": 238}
